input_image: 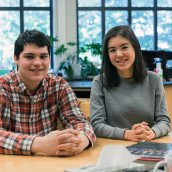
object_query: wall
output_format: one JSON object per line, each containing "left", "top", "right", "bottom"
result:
{"left": 53, "top": 0, "right": 77, "bottom": 71}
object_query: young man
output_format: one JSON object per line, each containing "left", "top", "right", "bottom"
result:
{"left": 0, "top": 29, "right": 96, "bottom": 156}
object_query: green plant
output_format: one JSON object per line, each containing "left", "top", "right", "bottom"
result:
{"left": 54, "top": 42, "right": 77, "bottom": 63}
{"left": 78, "top": 42, "right": 102, "bottom": 79}
{"left": 55, "top": 41, "right": 77, "bottom": 79}
{"left": 80, "top": 42, "right": 102, "bottom": 60}
{"left": 58, "top": 60, "right": 74, "bottom": 79}
{"left": 49, "top": 36, "right": 102, "bottom": 79}
{"left": 49, "top": 36, "right": 77, "bottom": 78}
{"left": 79, "top": 57, "right": 98, "bottom": 79}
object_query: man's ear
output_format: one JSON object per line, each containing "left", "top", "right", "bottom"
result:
{"left": 14, "top": 55, "right": 18, "bottom": 64}
{"left": 14, "top": 56, "right": 19, "bottom": 70}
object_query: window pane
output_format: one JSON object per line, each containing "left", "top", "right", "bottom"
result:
{"left": 132, "top": 11, "right": 154, "bottom": 50}
{"left": 78, "top": 0, "right": 101, "bottom": 7}
{"left": 158, "top": 0, "right": 172, "bottom": 7}
{"left": 105, "top": 0, "right": 127, "bottom": 7}
{"left": 78, "top": 11, "right": 101, "bottom": 64}
{"left": 105, "top": 11, "right": 128, "bottom": 33}
{"left": 78, "top": 11, "right": 102, "bottom": 45}
{"left": 24, "top": 11, "right": 50, "bottom": 35}
{"left": 24, "top": 0, "right": 49, "bottom": 7}
{"left": 0, "top": 0, "right": 19, "bottom": 7}
{"left": 158, "top": 11, "right": 172, "bottom": 50}
{"left": 0, "top": 11, "right": 20, "bottom": 70}
{"left": 132, "top": 0, "right": 153, "bottom": 7}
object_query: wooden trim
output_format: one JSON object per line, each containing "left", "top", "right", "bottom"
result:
{"left": 164, "top": 85, "right": 172, "bottom": 121}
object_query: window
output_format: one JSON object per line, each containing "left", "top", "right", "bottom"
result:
{"left": 0, "top": 0, "right": 53, "bottom": 70}
{"left": 77, "top": 0, "right": 172, "bottom": 59}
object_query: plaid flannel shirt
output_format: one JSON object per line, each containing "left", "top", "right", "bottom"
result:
{"left": 0, "top": 71, "right": 96, "bottom": 155}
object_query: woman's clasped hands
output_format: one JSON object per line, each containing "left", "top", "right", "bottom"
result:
{"left": 124, "top": 121, "right": 156, "bottom": 142}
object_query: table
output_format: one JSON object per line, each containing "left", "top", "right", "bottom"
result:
{"left": 0, "top": 136, "right": 172, "bottom": 172}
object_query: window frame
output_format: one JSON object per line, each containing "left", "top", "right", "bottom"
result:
{"left": 77, "top": 0, "right": 172, "bottom": 51}
{"left": 0, "top": 0, "right": 54, "bottom": 68}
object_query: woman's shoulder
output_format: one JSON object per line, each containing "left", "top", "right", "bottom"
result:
{"left": 147, "top": 71, "right": 159, "bottom": 80}
{"left": 93, "top": 74, "right": 101, "bottom": 82}
{"left": 146, "top": 71, "right": 161, "bottom": 84}
{"left": 92, "top": 74, "right": 106, "bottom": 85}
{"left": 92, "top": 74, "right": 104, "bottom": 88}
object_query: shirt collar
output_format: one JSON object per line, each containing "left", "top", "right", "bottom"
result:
{"left": 14, "top": 70, "right": 48, "bottom": 95}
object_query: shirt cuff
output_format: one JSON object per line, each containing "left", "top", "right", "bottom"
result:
{"left": 20, "top": 135, "right": 37, "bottom": 155}
{"left": 79, "top": 131, "right": 95, "bottom": 149}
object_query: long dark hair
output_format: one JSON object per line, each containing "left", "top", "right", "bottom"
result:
{"left": 101, "top": 25, "right": 147, "bottom": 89}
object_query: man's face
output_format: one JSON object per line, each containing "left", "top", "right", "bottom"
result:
{"left": 14, "top": 43, "right": 50, "bottom": 91}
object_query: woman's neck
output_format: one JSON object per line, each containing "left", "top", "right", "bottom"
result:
{"left": 117, "top": 66, "right": 134, "bottom": 78}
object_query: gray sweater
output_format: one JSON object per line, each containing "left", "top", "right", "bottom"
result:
{"left": 90, "top": 71, "right": 171, "bottom": 139}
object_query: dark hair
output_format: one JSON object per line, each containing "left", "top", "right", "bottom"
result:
{"left": 101, "top": 25, "right": 147, "bottom": 89}
{"left": 14, "top": 29, "right": 51, "bottom": 59}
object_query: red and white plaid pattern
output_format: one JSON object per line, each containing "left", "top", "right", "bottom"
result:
{"left": 0, "top": 71, "right": 95, "bottom": 155}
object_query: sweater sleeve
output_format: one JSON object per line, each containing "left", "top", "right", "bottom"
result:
{"left": 90, "top": 76, "right": 126, "bottom": 139}
{"left": 151, "top": 76, "right": 171, "bottom": 138}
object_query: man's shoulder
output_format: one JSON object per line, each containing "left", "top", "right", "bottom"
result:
{"left": 0, "top": 72, "right": 17, "bottom": 95}
{"left": 0, "top": 71, "right": 16, "bottom": 85}
{"left": 46, "top": 74, "right": 68, "bottom": 86}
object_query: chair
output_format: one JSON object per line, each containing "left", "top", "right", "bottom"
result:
{"left": 57, "top": 99, "right": 90, "bottom": 130}
{"left": 78, "top": 98, "right": 90, "bottom": 120}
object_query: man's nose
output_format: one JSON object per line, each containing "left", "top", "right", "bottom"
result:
{"left": 33, "top": 58, "right": 42, "bottom": 65}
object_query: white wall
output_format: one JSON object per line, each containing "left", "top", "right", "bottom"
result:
{"left": 53, "top": 0, "right": 77, "bottom": 71}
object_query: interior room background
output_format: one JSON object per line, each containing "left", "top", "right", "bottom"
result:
{"left": 0, "top": 0, "right": 172, "bottom": 79}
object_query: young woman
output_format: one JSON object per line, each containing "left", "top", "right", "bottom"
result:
{"left": 90, "top": 25, "right": 171, "bottom": 142}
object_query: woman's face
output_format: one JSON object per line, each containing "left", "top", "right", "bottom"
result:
{"left": 108, "top": 35, "right": 135, "bottom": 78}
